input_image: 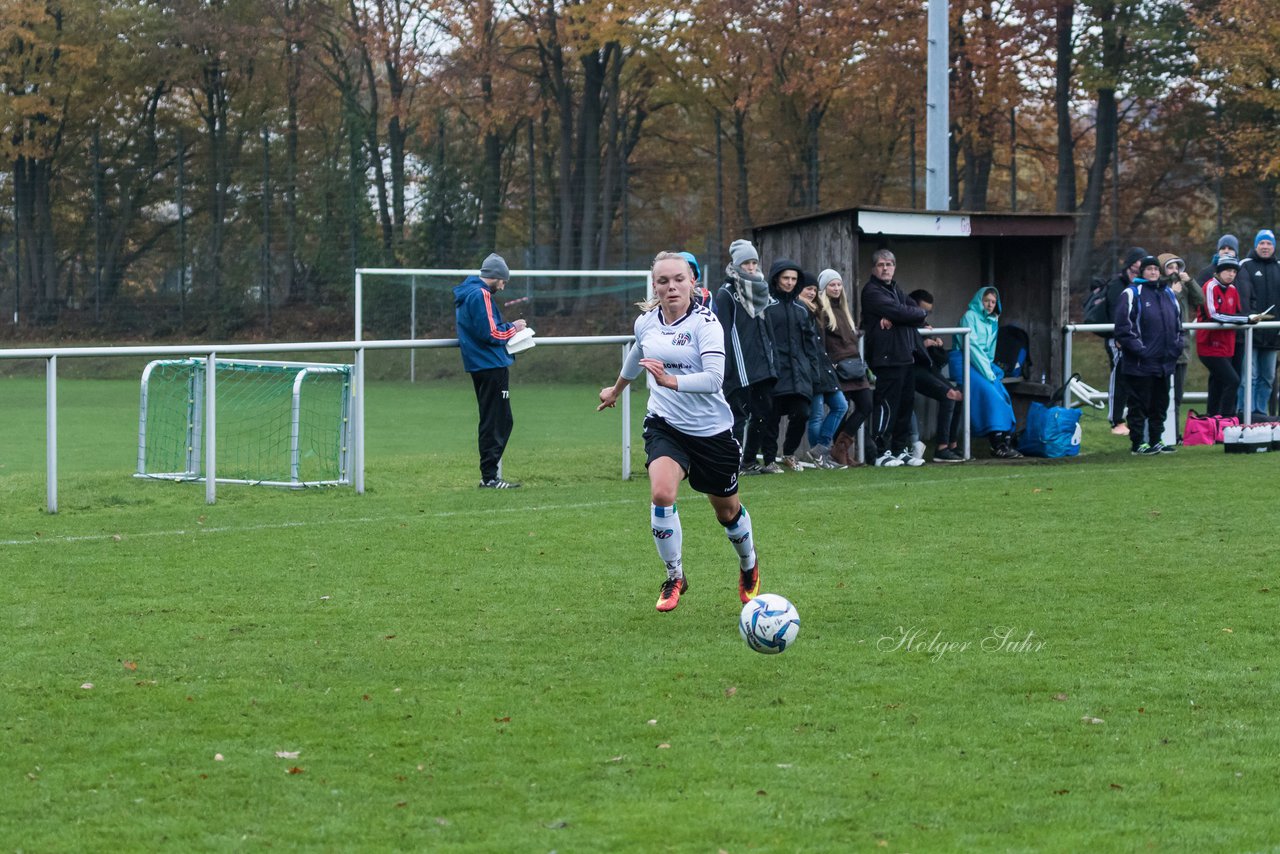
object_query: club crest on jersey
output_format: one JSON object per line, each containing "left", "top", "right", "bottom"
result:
{"left": 671, "top": 331, "right": 692, "bottom": 346}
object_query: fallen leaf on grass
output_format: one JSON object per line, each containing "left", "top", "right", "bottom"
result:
{"left": 111, "top": 534, "right": 123, "bottom": 542}
{"left": 1222, "top": 628, "right": 1233, "bottom": 633}
{"left": 657, "top": 743, "right": 670, "bottom": 749}
{"left": 275, "top": 751, "right": 300, "bottom": 759}
{"left": 1054, "top": 789, "right": 1070, "bottom": 795}
{"left": 122, "top": 660, "right": 138, "bottom": 671}
{"left": 756, "top": 790, "right": 767, "bottom": 796}
{"left": 395, "top": 802, "right": 407, "bottom": 808}
{"left": 494, "top": 716, "right": 511, "bottom": 723}
{"left": 214, "top": 754, "right": 224, "bottom": 761}
{"left": 287, "top": 766, "right": 304, "bottom": 775}
{"left": 724, "top": 686, "right": 737, "bottom": 697}
{"left": 1052, "top": 693, "right": 1069, "bottom": 701}
{"left": 608, "top": 756, "right": 624, "bottom": 763}
{"left": 646, "top": 719, "right": 657, "bottom": 725}
{"left": 80, "top": 683, "right": 94, "bottom": 690}
{"left": 546, "top": 821, "right": 569, "bottom": 829}
{"left": 1081, "top": 716, "right": 1104, "bottom": 725}
{"left": 1110, "top": 783, "right": 1124, "bottom": 790}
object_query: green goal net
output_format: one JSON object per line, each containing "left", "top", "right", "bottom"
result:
{"left": 136, "top": 358, "right": 353, "bottom": 487}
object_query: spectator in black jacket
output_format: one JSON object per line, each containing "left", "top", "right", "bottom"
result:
{"left": 713, "top": 239, "right": 777, "bottom": 471}
{"left": 1195, "top": 234, "right": 1239, "bottom": 286}
{"left": 860, "top": 249, "right": 928, "bottom": 467}
{"left": 762, "top": 259, "right": 821, "bottom": 472}
{"left": 1114, "top": 255, "right": 1184, "bottom": 455}
{"left": 1240, "top": 229, "right": 1280, "bottom": 420}
{"left": 1103, "top": 246, "right": 1147, "bottom": 436}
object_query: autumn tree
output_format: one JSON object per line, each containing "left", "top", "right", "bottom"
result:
{"left": 1, "top": 0, "right": 91, "bottom": 321}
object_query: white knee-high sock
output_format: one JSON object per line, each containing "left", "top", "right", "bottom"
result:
{"left": 722, "top": 505, "right": 757, "bottom": 570}
{"left": 651, "top": 504, "right": 682, "bottom": 579}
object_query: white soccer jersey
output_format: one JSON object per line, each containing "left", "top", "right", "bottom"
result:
{"left": 624, "top": 304, "right": 735, "bottom": 437}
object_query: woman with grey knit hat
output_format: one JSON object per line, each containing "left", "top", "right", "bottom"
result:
{"left": 712, "top": 239, "right": 779, "bottom": 472}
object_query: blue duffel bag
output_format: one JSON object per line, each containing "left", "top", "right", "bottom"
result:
{"left": 1017, "top": 402, "right": 1082, "bottom": 458}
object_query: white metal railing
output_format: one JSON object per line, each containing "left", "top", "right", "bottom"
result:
{"left": 1062, "top": 320, "right": 1280, "bottom": 421}
{"left": 1, "top": 335, "right": 635, "bottom": 514}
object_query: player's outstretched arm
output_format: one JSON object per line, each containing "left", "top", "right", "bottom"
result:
{"left": 598, "top": 377, "right": 631, "bottom": 410}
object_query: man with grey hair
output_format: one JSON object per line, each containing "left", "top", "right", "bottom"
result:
{"left": 860, "top": 248, "right": 928, "bottom": 467}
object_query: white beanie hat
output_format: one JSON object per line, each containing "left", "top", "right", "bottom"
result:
{"left": 817, "top": 269, "right": 842, "bottom": 290}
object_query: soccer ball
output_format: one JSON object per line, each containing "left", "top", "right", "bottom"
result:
{"left": 739, "top": 594, "right": 800, "bottom": 654}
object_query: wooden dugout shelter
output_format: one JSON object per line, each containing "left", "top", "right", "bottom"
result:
{"left": 753, "top": 205, "right": 1077, "bottom": 426}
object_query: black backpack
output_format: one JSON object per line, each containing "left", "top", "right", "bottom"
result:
{"left": 1082, "top": 277, "right": 1110, "bottom": 324}
{"left": 995, "top": 323, "right": 1032, "bottom": 380}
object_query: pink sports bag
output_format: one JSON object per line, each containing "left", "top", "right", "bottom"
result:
{"left": 1183, "top": 410, "right": 1239, "bottom": 445}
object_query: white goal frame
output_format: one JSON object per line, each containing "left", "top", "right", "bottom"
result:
{"left": 136, "top": 357, "right": 354, "bottom": 488}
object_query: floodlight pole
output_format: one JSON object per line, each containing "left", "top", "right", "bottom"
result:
{"left": 926, "top": 0, "right": 950, "bottom": 211}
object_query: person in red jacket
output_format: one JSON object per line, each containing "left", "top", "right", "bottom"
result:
{"left": 1196, "top": 257, "right": 1262, "bottom": 417}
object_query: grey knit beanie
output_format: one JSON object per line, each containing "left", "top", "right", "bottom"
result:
{"left": 729, "top": 239, "right": 759, "bottom": 267}
{"left": 480, "top": 253, "right": 510, "bottom": 281}
{"left": 817, "top": 268, "right": 842, "bottom": 291}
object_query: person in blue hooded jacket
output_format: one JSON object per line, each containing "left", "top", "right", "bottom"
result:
{"left": 454, "top": 253, "right": 527, "bottom": 488}
{"left": 1113, "top": 255, "right": 1184, "bottom": 455}
{"left": 949, "top": 286, "right": 1022, "bottom": 458}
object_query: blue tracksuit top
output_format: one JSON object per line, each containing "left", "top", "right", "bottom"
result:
{"left": 1113, "top": 281, "right": 1184, "bottom": 377}
{"left": 453, "top": 276, "right": 518, "bottom": 372}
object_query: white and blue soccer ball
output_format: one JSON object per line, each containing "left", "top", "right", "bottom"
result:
{"left": 739, "top": 593, "right": 800, "bottom": 654}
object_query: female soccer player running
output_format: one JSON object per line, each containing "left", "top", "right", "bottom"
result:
{"left": 597, "top": 251, "right": 762, "bottom": 612}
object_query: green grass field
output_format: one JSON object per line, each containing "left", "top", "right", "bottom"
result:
{"left": 2, "top": 373, "right": 1278, "bottom": 852}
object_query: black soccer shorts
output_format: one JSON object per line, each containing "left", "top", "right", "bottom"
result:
{"left": 642, "top": 415, "right": 740, "bottom": 497}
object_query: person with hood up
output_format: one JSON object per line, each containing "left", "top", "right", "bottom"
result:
{"left": 1239, "top": 228, "right": 1280, "bottom": 420}
{"left": 797, "top": 271, "right": 847, "bottom": 469}
{"left": 454, "top": 253, "right": 527, "bottom": 488}
{"left": 761, "top": 259, "right": 821, "bottom": 472}
{"left": 950, "top": 286, "right": 1022, "bottom": 458}
{"left": 712, "top": 239, "right": 777, "bottom": 472}
{"left": 1113, "top": 255, "right": 1184, "bottom": 455}
{"left": 1158, "top": 252, "right": 1204, "bottom": 440}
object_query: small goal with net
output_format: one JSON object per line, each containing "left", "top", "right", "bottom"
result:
{"left": 136, "top": 358, "right": 354, "bottom": 487}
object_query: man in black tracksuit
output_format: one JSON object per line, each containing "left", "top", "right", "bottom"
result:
{"left": 860, "top": 249, "right": 928, "bottom": 467}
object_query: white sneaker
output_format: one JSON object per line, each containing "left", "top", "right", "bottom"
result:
{"left": 911, "top": 441, "right": 927, "bottom": 461}
{"left": 873, "top": 451, "right": 903, "bottom": 467}
{"left": 898, "top": 449, "right": 925, "bottom": 467}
